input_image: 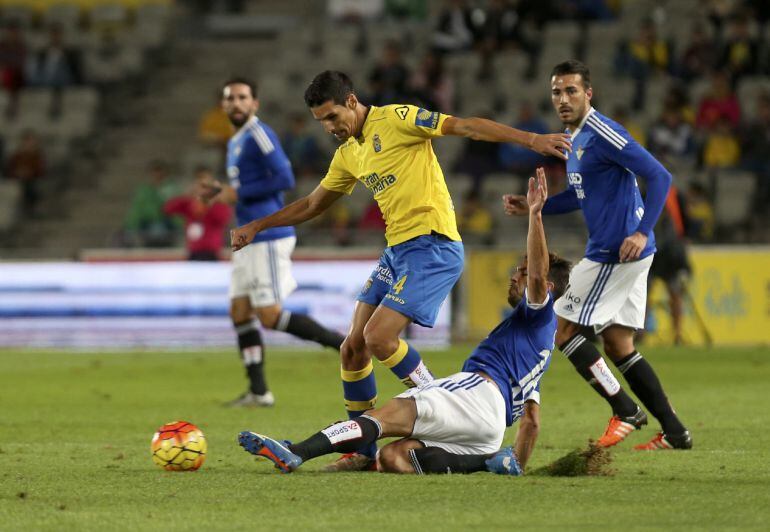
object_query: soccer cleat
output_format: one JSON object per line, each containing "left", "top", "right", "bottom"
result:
{"left": 224, "top": 390, "right": 275, "bottom": 408}
{"left": 596, "top": 407, "right": 648, "bottom": 448}
{"left": 322, "top": 452, "right": 377, "bottom": 472}
{"left": 485, "top": 447, "right": 523, "bottom": 476}
{"left": 634, "top": 430, "right": 693, "bottom": 451}
{"left": 238, "top": 431, "right": 302, "bottom": 473}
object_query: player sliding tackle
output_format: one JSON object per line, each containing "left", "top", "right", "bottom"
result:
{"left": 238, "top": 168, "right": 572, "bottom": 475}
{"left": 231, "top": 70, "right": 571, "bottom": 472}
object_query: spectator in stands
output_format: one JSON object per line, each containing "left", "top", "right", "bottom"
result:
{"left": 720, "top": 14, "right": 759, "bottom": 82}
{"left": 25, "top": 24, "right": 82, "bottom": 117}
{"left": 5, "top": 130, "right": 44, "bottom": 218}
{"left": 615, "top": 18, "right": 672, "bottom": 110}
{"left": 410, "top": 50, "right": 454, "bottom": 113}
{"left": 198, "top": 92, "right": 233, "bottom": 151}
{"left": 122, "top": 160, "right": 181, "bottom": 247}
{"left": 679, "top": 22, "right": 718, "bottom": 82}
{"left": 739, "top": 92, "right": 770, "bottom": 210}
{"left": 457, "top": 189, "right": 495, "bottom": 246}
{"left": 368, "top": 39, "right": 411, "bottom": 106}
{"left": 282, "top": 112, "right": 324, "bottom": 178}
{"left": 685, "top": 182, "right": 714, "bottom": 241}
{"left": 0, "top": 21, "right": 27, "bottom": 118}
{"left": 702, "top": 117, "right": 741, "bottom": 169}
{"left": 706, "top": 0, "right": 737, "bottom": 35}
{"left": 474, "top": 0, "right": 531, "bottom": 80}
{"left": 695, "top": 71, "right": 741, "bottom": 130}
{"left": 431, "top": 0, "right": 476, "bottom": 53}
{"left": 498, "top": 101, "right": 548, "bottom": 175}
{"left": 164, "top": 165, "right": 232, "bottom": 261}
{"left": 648, "top": 105, "right": 695, "bottom": 162}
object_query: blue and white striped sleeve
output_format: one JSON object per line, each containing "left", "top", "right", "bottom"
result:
{"left": 589, "top": 117, "right": 672, "bottom": 236}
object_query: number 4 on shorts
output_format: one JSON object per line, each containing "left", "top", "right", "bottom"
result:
{"left": 393, "top": 275, "right": 408, "bottom": 295}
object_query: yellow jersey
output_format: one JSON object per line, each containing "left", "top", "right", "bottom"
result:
{"left": 320, "top": 104, "right": 461, "bottom": 247}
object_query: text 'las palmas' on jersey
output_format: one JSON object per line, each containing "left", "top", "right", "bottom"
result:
{"left": 227, "top": 116, "right": 296, "bottom": 244}
{"left": 320, "top": 105, "right": 461, "bottom": 247}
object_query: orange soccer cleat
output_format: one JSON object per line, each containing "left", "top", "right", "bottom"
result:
{"left": 634, "top": 431, "right": 693, "bottom": 450}
{"left": 596, "top": 407, "right": 648, "bottom": 448}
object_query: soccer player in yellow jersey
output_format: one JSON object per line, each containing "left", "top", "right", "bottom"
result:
{"left": 231, "top": 70, "right": 571, "bottom": 471}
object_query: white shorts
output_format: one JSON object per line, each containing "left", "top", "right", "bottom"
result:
{"left": 554, "top": 255, "right": 653, "bottom": 333}
{"left": 396, "top": 372, "right": 506, "bottom": 455}
{"left": 229, "top": 236, "right": 298, "bottom": 307}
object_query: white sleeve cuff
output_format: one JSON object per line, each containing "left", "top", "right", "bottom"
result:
{"left": 524, "top": 288, "right": 550, "bottom": 310}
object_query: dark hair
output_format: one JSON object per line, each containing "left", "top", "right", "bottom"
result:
{"left": 304, "top": 70, "right": 354, "bottom": 107}
{"left": 222, "top": 77, "right": 258, "bottom": 99}
{"left": 547, "top": 253, "right": 572, "bottom": 301}
{"left": 551, "top": 60, "right": 591, "bottom": 89}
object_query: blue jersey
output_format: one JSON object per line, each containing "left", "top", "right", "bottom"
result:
{"left": 226, "top": 116, "right": 295, "bottom": 243}
{"left": 544, "top": 108, "right": 672, "bottom": 263}
{"left": 462, "top": 291, "right": 556, "bottom": 426}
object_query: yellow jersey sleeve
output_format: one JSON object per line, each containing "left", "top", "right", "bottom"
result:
{"left": 320, "top": 146, "right": 357, "bottom": 195}
{"left": 387, "top": 104, "right": 451, "bottom": 139}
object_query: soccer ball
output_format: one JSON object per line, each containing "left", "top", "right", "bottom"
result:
{"left": 150, "top": 421, "right": 207, "bottom": 471}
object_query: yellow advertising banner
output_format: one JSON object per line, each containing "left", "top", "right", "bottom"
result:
{"left": 465, "top": 247, "right": 770, "bottom": 346}
{"left": 646, "top": 247, "right": 770, "bottom": 346}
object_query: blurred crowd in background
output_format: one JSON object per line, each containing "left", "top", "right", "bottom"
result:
{"left": 1, "top": 0, "right": 769, "bottom": 257}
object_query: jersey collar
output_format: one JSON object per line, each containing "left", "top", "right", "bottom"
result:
{"left": 567, "top": 106, "right": 595, "bottom": 139}
{"left": 355, "top": 105, "right": 377, "bottom": 145}
{"left": 231, "top": 115, "right": 259, "bottom": 143}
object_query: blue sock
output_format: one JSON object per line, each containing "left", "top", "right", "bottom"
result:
{"left": 381, "top": 339, "right": 434, "bottom": 388}
{"left": 341, "top": 361, "right": 378, "bottom": 458}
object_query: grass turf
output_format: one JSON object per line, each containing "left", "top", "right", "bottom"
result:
{"left": 1, "top": 345, "right": 768, "bottom": 530}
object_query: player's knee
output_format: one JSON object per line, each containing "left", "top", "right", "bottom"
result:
{"left": 340, "top": 335, "right": 368, "bottom": 369}
{"left": 555, "top": 319, "right": 581, "bottom": 347}
{"left": 362, "top": 327, "right": 397, "bottom": 359}
{"left": 376, "top": 444, "right": 413, "bottom": 474}
{"left": 254, "top": 308, "right": 281, "bottom": 329}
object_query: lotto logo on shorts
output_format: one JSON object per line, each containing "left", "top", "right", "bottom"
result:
{"left": 321, "top": 421, "right": 362, "bottom": 444}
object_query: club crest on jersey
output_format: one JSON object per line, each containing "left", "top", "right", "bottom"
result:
{"left": 373, "top": 134, "right": 382, "bottom": 153}
{"left": 576, "top": 146, "right": 584, "bottom": 160}
{"left": 415, "top": 108, "right": 439, "bottom": 129}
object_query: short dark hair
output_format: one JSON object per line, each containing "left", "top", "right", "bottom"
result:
{"left": 551, "top": 60, "right": 591, "bottom": 89}
{"left": 304, "top": 70, "right": 354, "bottom": 107}
{"left": 222, "top": 77, "right": 258, "bottom": 98}
{"left": 547, "top": 253, "right": 572, "bottom": 301}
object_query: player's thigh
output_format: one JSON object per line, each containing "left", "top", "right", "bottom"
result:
{"left": 377, "top": 438, "right": 425, "bottom": 474}
{"left": 253, "top": 303, "right": 282, "bottom": 329}
{"left": 367, "top": 397, "right": 418, "bottom": 437}
{"left": 362, "top": 304, "right": 412, "bottom": 358}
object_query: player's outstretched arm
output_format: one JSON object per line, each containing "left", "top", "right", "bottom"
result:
{"left": 514, "top": 401, "right": 540, "bottom": 470}
{"left": 441, "top": 116, "right": 571, "bottom": 160}
{"left": 230, "top": 184, "right": 343, "bottom": 251}
{"left": 525, "top": 167, "right": 549, "bottom": 305}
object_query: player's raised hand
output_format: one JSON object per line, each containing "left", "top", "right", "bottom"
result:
{"left": 502, "top": 194, "right": 528, "bottom": 216}
{"left": 527, "top": 167, "right": 548, "bottom": 214}
{"left": 230, "top": 222, "right": 258, "bottom": 252}
{"left": 530, "top": 133, "right": 572, "bottom": 160}
{"left": 619, "top": 231, "right": 648, "bottom": 262}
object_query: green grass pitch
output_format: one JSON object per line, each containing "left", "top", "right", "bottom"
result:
{"left": 1, "top": 345, "right": 768, "bottom": 530}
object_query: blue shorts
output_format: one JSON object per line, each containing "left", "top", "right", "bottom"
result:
{"left": 357, "top": 233, "right": 464, "bottom": 327}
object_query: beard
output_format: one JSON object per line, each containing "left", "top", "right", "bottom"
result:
{"left": 228, "top": 112, "right": 249, "bottom": 128}
{"left": 507, "top": 289, "right": 523, "bottom": 308}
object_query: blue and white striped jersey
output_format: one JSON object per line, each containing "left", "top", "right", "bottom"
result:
{"left": 226, "top": 116, "right": 295, "bottom": 244}
{"left": 544, "top": 107, "right": 672, "bottom": 263}
{"left": 462, "top": 291, "right": 556, "bottom": 426}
